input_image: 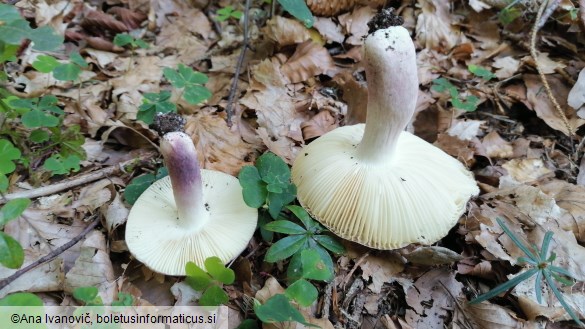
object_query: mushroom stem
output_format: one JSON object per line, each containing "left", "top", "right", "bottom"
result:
{"left": 356, "top": 26, "right": 419, "bottom": 164}
{"left": 160, "top": 132, "right": 208, "bottom": 230}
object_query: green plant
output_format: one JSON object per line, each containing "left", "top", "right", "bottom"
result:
{"left": 113, "top": 33, "right": 149, "bottom": 50}
{"left": 468, "top": 64, "right": 496, "bottom": 81}
{"left": 185, "top": 256, "right": 234, "bottom": 306}
{"left": 137, "top": 91, "right": 176, "bottom": 124}
{"left": 470, "top": 218, "right": 583, "bottom": 327}
{"left": 0, "top": 292, "right": 43, "bottom": 306}
{"left": 73, "top": 286, "right": 134, "bottom": 307}
{"left": 216, "top": 6, "right": 243, "bottom": 21}
{"left": 0, "top": 198, "right": 30, "bottom": 269}
{"left": 264, "top": 205, "right": 343, "bottom": 281}
{"left": 31, "top": 52, "right": 89, "bottom": 82}
{"left": 1, "top": 96, "right": 86, "bottom": 177}
{"left": 0, "top": 3, "right": 63, "bottom": 58}
{"left": 497, "top": 1, "right": 523, "bottom": 25}
{"left": 114, "top": 33, "right": 149, "bottom": 71}
{"left": 239, "top": 152, "right": 297, "bottom": 219}
{"left": 0, "top": 139, "right": 20, "bottom": 192}
{"left": 163, "top": 64, "right": 211, "bottom": 105}
{"left": 276, "top": 0, "right": 314, "bottom": 28}
{"left": 124, "top": 167, "right": 168, "bottom": 205}
{"left": 431, "top": 77, "right": 479, "bottom": 112}
{"left": 253, "top": 248, "right": 333, "bottom": 326}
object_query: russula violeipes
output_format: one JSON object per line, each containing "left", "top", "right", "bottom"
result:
{"left": 125, "top": 132, "right": 257, "bottom": 275}
{"left": 291, "top": 13, "right": 479, "bottom": 250}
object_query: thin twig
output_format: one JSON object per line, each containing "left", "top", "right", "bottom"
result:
{"left": 0, "top": 215, "right": 100, "bottom": 291}
{"left": 225, "top": 0, "right": 252, "bottom": 127}
{"left": 530, "top": 0, "right": 573, "bottom": 137}
{"left": 0, "top": 152, "right": 156, "bottom": 204}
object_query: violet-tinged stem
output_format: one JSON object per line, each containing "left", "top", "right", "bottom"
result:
{"left": 160, "top": 132, "right": 208, "bottom": 230}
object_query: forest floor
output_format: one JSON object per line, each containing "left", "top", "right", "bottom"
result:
{"left": 1, "top": 0, "right": 585, "bottom": 328}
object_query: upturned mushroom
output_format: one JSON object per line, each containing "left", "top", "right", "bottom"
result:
{"left": 125, "top": 132, "right": 257, "bottom": 276}
{"left": 291, "top": 14, "right": 479, "bottom": 250}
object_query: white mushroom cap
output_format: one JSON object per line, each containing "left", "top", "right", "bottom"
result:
{"left": 291, "top": 23, "right": 478, "bottom": 250}
{"left": 292, "top": 125, "right": 478, "bottom": 249}
{"left": 125, "top": 132, "right": 257, "bottom": 276}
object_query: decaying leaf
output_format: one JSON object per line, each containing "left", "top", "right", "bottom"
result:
{"left": 481, "top": 131, "right": 513, "bottom": 159}
{"left": 338, "top": 6, "right": 375, "bottom": 45}
{"left": 405, "top": 268, "right": 464, "bottom": 328}
{"left": 301, "top": 110, "right": 337, "bottom": 140}
{"left": 415, "top": 0, "right": 465, "bottom": 51}
{"left": 0, "top": 251, "right": 63, "bottom": 298}
{"left": 461, "top": 301, "right": 537, "bottom": 328}
{"left": 64, "top": 231, "right": 117, "bottom": 304}
{"left": 265, "top": 16, "right": 311, "bottom": 46}
{"left": 500, "top": 158, "right": 553, "bottom": 186}
{"left": 281, "top": 41, "right": 337, "bottom": 83}
{"left": 359, "top": 253, "right": 405, "bottom": 294}
{"left": 402, "top": 246, "right": 464, "bottom": 265}
{"left": 524, "top": 74, "right": 585, "bottom": 136}
{"left": 185, "top": 109, "right": 262, "bottom": 176}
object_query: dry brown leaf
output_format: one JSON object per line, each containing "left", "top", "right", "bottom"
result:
{"left": 500, "top": 159, "right": 553, "bottom": 186}
{"left": 461, "top": 301, "right": 532, "bottom": 328}
{"left": 301, "top": 110, "right": 337, "bottom": 140}
{"left": 405, "top": 268, "right": 464, "bottom": 328}
{"left": 402, "top": 246, "right": 464, "bottom": 265}
{"left": 107, "top": 6, "right": 147, "bottom": 30}
{"left": 265, "top": 16, "right": 311, "bottom": 46}
{"left": 456, "top": 259, "right": 494, "bottom": 280}
{"left": 103, "top": 193, "right": 129, "bottom": 233}
{"left": 333, "top": 71, "right": 368, "bottom": 124}
{"left": 81, "top": 9, "right": 128, "bottom": 34}
{"left": 523, "top": 53, "right": 566, "bottom": 74}
{"left": 281, "top": 41, "right": 337, "bottom": 83}
{"left": 0, "top": 252, "right": 63, "bottom": 298}
{"left": 415, "top": 0, "right": 465, "bottom": 52}
{"left": 154, "top": 8, "right": 210, "bottom": 65}
{"left": 185, "top": 109, "right": 261, "bottom": 176}
{"left": 338, "top": 6, "right": 375, "bottom": 45}
{"left": 313, "top": 17, "right": 345, "bottom": 44}
{"left": 493, "top": 56, "right": 521, "bottom": 79}
{"left": 71, "top": 178, "right": 114, "bottom": 213}
{"left": 34, "top": 0, "right": 72, "bottom": 34}
{"left": 447, "top": 119, "right": 484, "bottom": 141}
{"left": 241, "top": 60, "right": 311, "bottom": 163}
{"left": 477, "top": 186, "right": 585, "bottom": 281}
{"left": 434, "top": 133, "right": 476, "bottom": 165}
{"left": 540, "top": 180, "right": 585, "bottom": 242}
{"left": 64, "top": 231, "right": 117, "bottom": 304}
{"left": 359, "top": 253, "right": 405, "bottom": 293}
{"left": 481, "top": 131, "right": 513, "bottom": 159}
{"left": 524, "top": 74, "right": 585, "bottom": 135}
{"left": 5, "top": 210, "right": 87, "bottom": 271}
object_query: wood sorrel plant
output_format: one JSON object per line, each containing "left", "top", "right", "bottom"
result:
{"left": 470, "top": 217, "right": 584, "bottom": 327}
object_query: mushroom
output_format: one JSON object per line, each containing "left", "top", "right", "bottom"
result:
{"left": 125, "top": 132, "right": 257, "bottom": 275}
{"left": 291, "top": 16, "right": 479, "bottom": 250}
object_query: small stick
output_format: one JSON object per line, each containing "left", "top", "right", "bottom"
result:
{"left": 0, "top": 215, "right": 100, "bottom": 291}
{"left": 0, "top": 152, "right": 156, "bottom": 204}
{"left": 225, "top": 0, "right": 252, "bottom": 127}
